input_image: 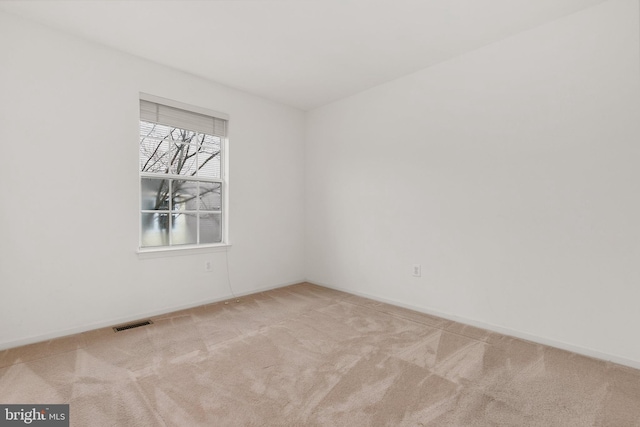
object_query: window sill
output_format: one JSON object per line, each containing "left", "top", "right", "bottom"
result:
{"left": 137, "top": 243, "right": 231, "bottom": 258}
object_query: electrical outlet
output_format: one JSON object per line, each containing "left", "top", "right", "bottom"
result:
{"left": 412, "top": 264, "right": 421, "bottom": 277}
{"left": 205, "top": 261, "right": 213, "bottom": 272}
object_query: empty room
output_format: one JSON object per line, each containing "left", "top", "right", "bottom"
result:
{"left": 1, "top": 0, "right": 640, "bottom": 425}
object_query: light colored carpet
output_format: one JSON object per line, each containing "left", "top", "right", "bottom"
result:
{"left": 1, "top": 283, "right": 639, "bottom": 426}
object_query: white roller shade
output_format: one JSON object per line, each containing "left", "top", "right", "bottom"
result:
{"left": 140, "top": 99, "right": 227, "bottom": 137}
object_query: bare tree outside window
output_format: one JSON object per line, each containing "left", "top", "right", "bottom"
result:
{"left": 140, "top": 120, "right": 224, "bottom": 247}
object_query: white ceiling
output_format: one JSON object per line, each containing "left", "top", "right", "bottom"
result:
{"left": 0, "top": 0, "right": 606, "bottom": 110}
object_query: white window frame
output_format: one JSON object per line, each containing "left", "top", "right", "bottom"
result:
{"left": 137, "top": 93, "right": 230, "bottom": 253}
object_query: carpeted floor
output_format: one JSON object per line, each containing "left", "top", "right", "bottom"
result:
{"left": 1, "top": 283, "right": 639, "bottom": 426}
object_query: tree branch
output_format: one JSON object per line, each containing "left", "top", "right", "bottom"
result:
{"left": 191, "top": 150, "right": 220, "bottom": 176}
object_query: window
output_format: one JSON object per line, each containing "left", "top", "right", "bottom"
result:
{"left": 139, "top": 95, "right": 228, "bottom": 249}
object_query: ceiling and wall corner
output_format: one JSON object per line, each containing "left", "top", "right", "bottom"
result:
{"left": 0, "top": 0, "right": 608, "bottom": 110}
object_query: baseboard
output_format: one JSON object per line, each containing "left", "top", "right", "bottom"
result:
{"left": 307, "top": 280, "right": 640, "bottom": 371}
{"left": 6, "top": 278, "right": 638, "bottom": 371}
{"left": 0, "top": 279, "right": 305, "bottom": 351}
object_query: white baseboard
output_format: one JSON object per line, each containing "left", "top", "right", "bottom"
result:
{"left": 0, "top": 279, "right": 305, "bottom": 351}
{"left": 7, "top": 277, "right": 638, "bottom": 371}
{"left": 308, "top": 280, "right": 640, "bottom": 371}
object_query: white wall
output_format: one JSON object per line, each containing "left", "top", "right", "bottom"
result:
{"left": 306, "top": 0, "right": 640, "bottom": 367}
{"left": 0, "top": 11, "right": 305, "bottom": 349}
{"left": 3, "top": 0, "right": 640, "bottom": 369}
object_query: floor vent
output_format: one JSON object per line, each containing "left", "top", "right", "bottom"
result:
{"left": 113, "top": 320, "right": 153, "bottom": 332}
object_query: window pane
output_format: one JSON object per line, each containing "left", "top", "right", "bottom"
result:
{"left": 172, "top": 180, "right": 198, "bottom": 211}
{"left": 142, "top": 122, "right": 196, "bottom": 144}
{"left": 141, "top": 178, "right": 170, "bottom": 210}
{"left": 172, "top": 212, "right": 197, "bottom": 245}
{"left": 141, "top": 212, "right": 170, "bottom": 247}
{"left": 140, "top": 138, "right": 170, "bottom": 173}
{"left": 169, "top": 127, "right": 196, "bottom": 144}
{"left": 140, "top": 122, "right": 199, "bottom": 175}
{"left": 197, "top": 134, "right": 221, "bottom": 178}
{"left": 170, "top": 142, "right": 199, "bottom": 176}
{"left": 199, "top": 182, "right": 221, "bottom": 210}
{"left": 140, "top": 122, "right": 172, "bottom": 140}
{"left": 140, "top": 100, "right": 227, "bottom": 249}
{"left": 200, "top": 213, "right": 222, "bottom": 244}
